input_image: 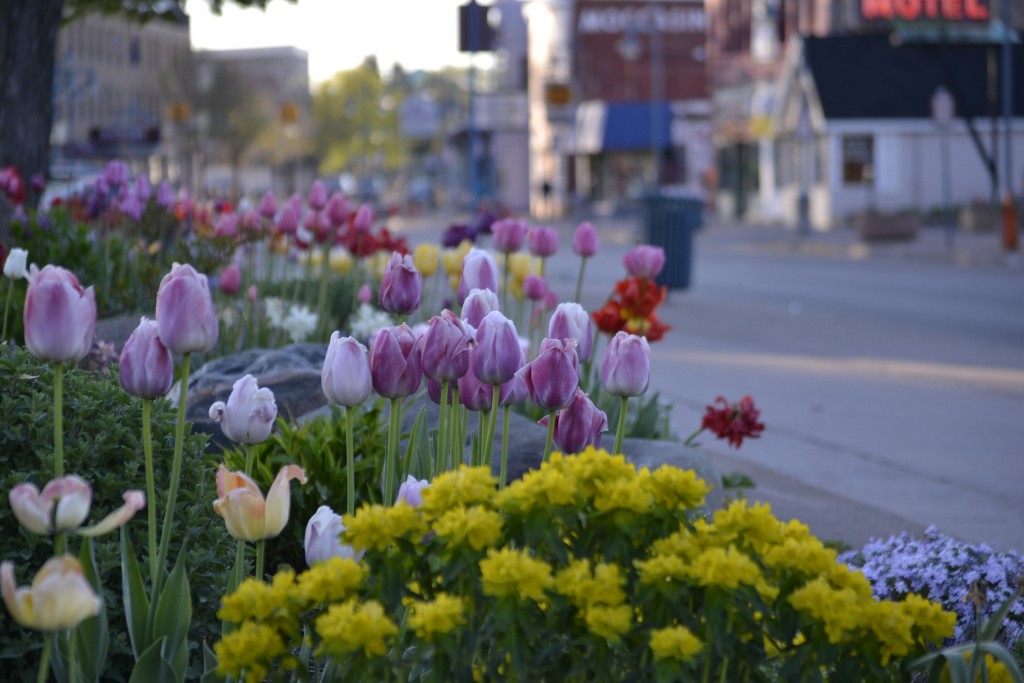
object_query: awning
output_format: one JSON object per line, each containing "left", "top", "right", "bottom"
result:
{"left": 575, "top": 100, "right": 674, "bottom": 154}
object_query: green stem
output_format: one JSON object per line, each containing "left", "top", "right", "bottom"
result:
{"left": 384, "top": 397, "right": 401, "bottom": 504}
{"left": 244, "top": 443, "right": 256, "bottom": 478}
{"left": 450, "top": 388, "right": 461, "bottom": 470}
{"left": 613, "top": 396, "right": 629, "bottom": 455}
{"left": 574, "top": 256, "right": 587, "bottom": 305}
{"left": 701, "top": 635, "right": 713, "bottom": 683}
{"left": 499, "top": 405, "right": 510, "bottom": 489}
{"left": 53, "top": 363, "right": 64, "bottom": 479}
{"left": 255, "top": 540, "right": 265, "bottom": 581}
{"left": 36, "top": 633, "right": 52, "bottom": 683}
{"left": 316, "top": 244, "right": 332, "bottom": 338}
{"left": 484, "top": 384, "right": 500, "bottom": 471}
{"left": 302, "top": 247, "right": 316, "bottom": 306}
{"left": 682, "top": 426, "right": 705, "bottom": 448}
{"left": 54, "top": 531, "right": 66, "bottom": 556}
{"left": 154, "top": 352, "right": 191, "bottom": 596}
{"left": 436, "top": 381, "right": 449, "bottom": 477}
{"left": 232, "top": 539, "right": 245, "bottom": 596}
{"left": 142, "top": 399, "right": 158, "bottom": 583}
{"left": 476, "top": 411, "right": 487, "bottom": 468}
{"left": 345, "top": 406, "right": 356, "bottom": 516}
{"left": 718, "top": 657, "right": 730, "bottom": 683}
{"left": 1, "top": 278, "right": 13, "bottom": 340}
{"left": 543, "top": 410, "right": 556, "bottom": 462}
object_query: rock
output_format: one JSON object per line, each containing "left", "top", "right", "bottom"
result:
{"left": 94, "top": 314, "right": 147, "bottom": 351}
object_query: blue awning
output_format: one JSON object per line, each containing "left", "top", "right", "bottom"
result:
{"left": 575, "top": 100, "right": 674, "bottom": 153}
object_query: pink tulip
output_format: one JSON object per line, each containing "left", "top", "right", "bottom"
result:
{"left": 572, "top": 221, "right": 600, "bottom": 257}
{"left": 461, "top": 288, "right": 499, "bottom": 329}
{"left": 258, "top": 191, "right": 277, "bottom": 218}
{"left": 219, "top": 263, "right": 242, "bottom": 296}
{"left": 527, "top": 226, "right": 559, "bottom": 257}
{"left": 326, "top": 192, "right": 350, "bottom": 227}
{"left": 213, "top": 464, "right": 306, "bottom": 541}
{"left": 288, "top": 193, "right": 304, "bottom": 219}
{"left": 209, "top": 374, "right": 278, "bottom": 444}
{"left": 517, "top": 337, "right": 579, "bottom": 411}
{"left": 321, "top": 333, "right": 373, "bottom": 408}
{"left": 522, "top": 274, "right": 547, "bottom": 302}
{"left": 370, "top": 324, "right": 423, "bottom": 398}
{"left": 472, "top": 311, "right": 521, "bottom": 385}
{"left": 240, "top": 210, "right": 262, "bottom": 235}
{"left": 538, "top": 388, "right": 608, "bottom": 454}
{"left": 357, "top": 283, "right": 373, "bottom": 304}
{"left": 308, "top": 180, "right": 328, "bottom": 211}
{"left": 457, "top": 248, "right": 499, "bottom": 305}
{"left": 623, "top": 245, "right": 666, "bottom": 279}
{"left": 548, "top": 303, "right": 594, "bottom": 363}
{"left": 491, "top": 218, "right": 527, "bottom": 253}
{"left": 9, "top": 475, "right": 144, "bottom": 537}
{"left": 118, "top": 193, "right": 143, "bottom": 220}
{"left": 277, "top": 205, "right": 298, "bottom": 235}
{"left": 421, "top": 310, "right": 474, "bottom": 382}
{"left": 118, "top": 317, "right": 173, "bottom": 399}
{"left": 353, "top": 204, "right": 374, "bottom": 233}
{"left": 379, "top": 252, "right": 423, "bottom": 315}
{"left": 601, "top": 331, "right": 650, "bottom": 397}
{"left": 23, "top": 264, "right": 96, "bottom": 362}
{"left": 155, "top": 263, "right": 218, "bottom": 355}
{"left": 214, "top": 214, "right": 239, "bottom": 239}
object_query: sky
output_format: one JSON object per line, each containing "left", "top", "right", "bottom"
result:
{"left": 186, "top": 0, "right": 474, "bottom": 84}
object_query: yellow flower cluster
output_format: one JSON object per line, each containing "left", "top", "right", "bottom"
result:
{"left": 433, "top": 505, "right": 504, "bottom": 551}
{"left": 342, "top": 502, "right": 426, "bottom": 552}
{"left": 420, "top": 466, "right": 497, "bottom": 517}
{"left": 649, "top": 625, "right": 703, "bottom": 662}
{"left": 315, "top": 599, "right": 398, "bottom": 658}
{"left": 555, "top": 559, "right": 632, "bottom": 641}
{"left": 479, "top": 547, "right": 554, "bottom": 603}
{"left": 218, "top": 570, "right": 298, "bottom": 628}
{"left": 406, "top": 593, "right": 466, "bottom": 641}
{"left": 214, "top": 621, "right": 290, "bottom": 683}
{"left": 294, "top": 556, "right": 365, "bottom": 605}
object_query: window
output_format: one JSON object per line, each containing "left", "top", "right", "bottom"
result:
{"left": 842, "top": 135, "right": 873, "bottom": 184}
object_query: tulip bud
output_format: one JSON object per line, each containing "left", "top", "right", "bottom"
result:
{"left": 214, "top": 464, "right": 306, "bottom": 541}
{"left": 240, "top": 210, "right": 262, "bottom": 235}
{"left": 322, "top": 333, "right": 373, "bottom": 407}
{"left": 209, "top": 374, "right": 278, "bottom": 444}
{"left": 135, "top": 175, "right": 152, "bottom": 203}
{"left": 3, "top": 247, "right": 28, "bottom": 280}
{"left": 304, "top": 505, "right": 361, "bottom": 567}
{"left": 461, "top": 288, "right": 499, "bottom": 329}
{"left": 277, "top": 205, "right": 298, "bottom": 235}
{"left": 623, "top": 245, "right": 666, "bottom": 279}
{"left": 357, "top": 283, "right": 373, "bottom": 304}
{"left": 219, "top": 263, "right": 242, "bottom": 296}
{"left": 214, "top": 214, "right": 239, "bottom": 239}
{"left": 156, "top": 181, "right": 175, "bottom": 208}
{"left": 370, "top": 324, "right": 423, "bottom": 399}
{"left": 413, "top": 242, "right": 439, "bottom": 277}
{"left": 548, "top": 303, "right": 594, "bottom": 363}
{"left": 353, "top": 204, "right": 374, "bottom": 233}
{"left": 379, "top": 252, "right": 423, "bottom": 315}
{"left": 23, "top": 264, "right": 97, "bottom": 362}
{"left": 491, "top": 218, "right": 527, "bottom": 253}
{"left": 601, "top": 331, "right": 650, "bottom": 397}
{"left": 527, "top": 226, "right": 559, "bottom": 257}
{"left": 155, "top": 263, "right": 218, "bottom": 355}
{"left": 538, "top": 388, "right": 608, "bottom": 454}
{"left": 473, "top": 311, "right": 521, "bottom": 385}
{"left": 119, "top": 317, "right": 173, "bottom": 399}
{"left": 458, "top": 356, "right": 496, "bottom": 411}
{"left": 258, "top": 191, "right": 277, "bottom": 218}
{"left": 396, "top": 475, "right": 429, "bottom": 507}
{"left": 517, "top": 337, "right": 579, "bottom": 411}
{"left": 308, "top": 179, "right": 328, "bottom": 211}
{"left": 326, "top": 192, "right": 350, "bottom": 227}
{"left": 457, "top": 248, "right": 499, "bottom": 305}
{"left": 421, "top": 310, "right": 474, "bottom": 382}
{"left": 288, "top": 193, "right": 304, "bottom": 219}
{"left": 572, "top": 221, "right": 600, "bottom": 258}
{"left": 522, "top": 274, "right": 547, "bottom": 302}
{"left": 118, "top": 193, "right": 143, "bottom": 221}
{"left": 1, "top": 556, "right": 102, "bottom": 632}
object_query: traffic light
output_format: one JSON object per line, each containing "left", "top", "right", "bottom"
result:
{"left": 459, "top": 1, "right": 496, "bottom": 53}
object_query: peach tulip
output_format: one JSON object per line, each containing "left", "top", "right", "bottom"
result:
{"left": 1, "top": 556, "right": 102, "bottom": 631}
{"left": 213, "top": 465, "right": 306, "bottom": 541}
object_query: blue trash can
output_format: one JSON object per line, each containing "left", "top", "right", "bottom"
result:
{"left": 643, "top": 191, "right": 703, "bottom": 289}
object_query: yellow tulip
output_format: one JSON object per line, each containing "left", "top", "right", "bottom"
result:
{"left": 441, "top": 248, "right": 464, "bottom": 277}
{"left": 413, "top": 243, "right": 440, "bottom": 277}
{"left": 329, "top": 247, "right": 354, "bottom": 274}
{"left": 367, "top": 251, "right": 390, "bottom": 280}
{"left": 508, "top": 252, "right": 538, "bottom": 281}
{"left": 1, "top": 556, "right": 102, "bottom": 631}
{"left": 213, "top": 465, "right": 307, "bottom": 541}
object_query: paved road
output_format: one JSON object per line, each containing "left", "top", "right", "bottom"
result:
{"left": 391, "top": 211, "right": 1024, "bottom": 553}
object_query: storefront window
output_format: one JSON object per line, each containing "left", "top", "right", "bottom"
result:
{"left": 842, "top": 135, "right": 874, "bottom": 184}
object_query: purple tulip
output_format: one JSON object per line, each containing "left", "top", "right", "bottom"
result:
{"left": 353, "top": 204, "right": 374, "bottom": 233}
{"left": 240, "top": 210, "right": 262, "bottom": 235}
{"left": 321, "top": 333, "right": 373, "bottom": 407}
{"left": 208, "top": 374, "right": 278, "bottom": 444}
{"left": 538, "top": 388, "right": 608, "bottom": 454}
{"left": 155, "top": 263, "right": 218, "bottom": 355}
{"left": 118, "top": 317, "right": 173, "bottom": 399}
{"left": 104, "top": 160, "right": 128, "bottom": 187}
{"left": 156, "top": 181, "right": 175, "bottom": 208}
{"left": 461, "top": 288, "right": 499, "bottom": 329}
{"left": 118, "top": 193, "right": 143, "bottom": 221}
{"left": 277, "top": 205, "right": 298, "bottom": 235}
{"left": 258, "top": 191, "right": 277, "bottom": 218}
{"left": 472, "top": 311, "right": 521, "bottom": 385}
{"left": 326, "top": 192, "right": 350, "bottom": 227}
{"left": 458, "top": 361, "right": 495, "bottom": 411}
{"left": 370, "top": 324, "right": 423, "bottom": 398}
{"left": 548, "top": 303, "right": 594, "bottom": 363}
{"left": 516, "top": 337, "right": 579, "bottom": 411}
{"left": 379, "top": 252, "right": 423, "bottom": 315}
{"left": 396, "top": 475, "right": 429, "bottom": 507}
{"left": 305, "top": 505, "right": 361, "bottom": 566}
{"left": 94, "top": 176, "right": 109, "bottom": 196}
{"left": 522, "top": 274, "right": 548, "bottom": 302}
{"left": 572, "top": 221, "right": 600, "bottom": 258}
{"left": 601, "top": 331, "right": 650, "bottom": 397}
{"left": 527, "top": 226, "right": 559, "bottom": 257}
{"left": 135, "top": 175, "right": 152, "bottom": 203}
{"left": 500, "top": 371, "right": 529, "bottom": 407}
{"left": 288, "top": 193, "right": 304, "bottom": 219}
{"left": 308, "top": 180, "right": 328, "bottom": 211}
{"left": 427, "top": 378, "right": 459, "bottom": 405}
{"left": 491, "top": 218, "right": 527, "bottom": 253}
{"left": 219, "top": 264, "right": 242, "bottom": 296}
{"left": 442, "top": 223, "right": 477, "bottom": 247}
{"left": 357, "top": 283, "right": 373, "bottom": 304}
{"left": 421, "top": 310, "right": 474, "bottom": 382}
{"left": 623, "top": 245, "right": 666, "bottom": 279}
{"left": 23, "top": 265, "right": 97, "bottom": 363}
{"left": 457, "top": 248, "right": 499, "bottom": 305}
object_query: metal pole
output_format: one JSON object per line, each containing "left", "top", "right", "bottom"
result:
{"left": 649, "top": 0, "right": 664, "bottom": 190}
{"left": 467, "top": 2, "right": 479, "bottom": 207}
{"left": 941, "top": 124, "right": 954, "bottom": 249}
{"left": 1002, "top": 0, "right": 1013, "bottom": 199}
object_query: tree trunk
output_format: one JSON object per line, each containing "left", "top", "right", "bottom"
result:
{"left": 0, "top": 0, "right": 66, "bottom": 210}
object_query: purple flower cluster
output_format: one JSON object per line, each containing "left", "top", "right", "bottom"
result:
{"left": 839, "top": 526, "right": 1024, "bottom": 647}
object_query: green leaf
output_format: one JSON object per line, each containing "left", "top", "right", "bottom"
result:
{"left": 975, "top": 642, "right": 1024, "bottom": 683}
{"left": 150, "top": 548, "right": 192, "bottom": 681}
{"left": 631, "top": 394, "right": 660, "bottom": 437}
{"left": 127, "top": 637, "right": 178, "bottom": 683}
{"left": 74, "top": 538, "right": 109, "bottom": 682}
{"left": 120, "top": 529, "right": 151, "bottom": 659}
{"left": 403, "top": 406, "right": 430, "bottom": 481}
{"left": 200, "top": 642, "right": 220, "bottom": 683}
{"left": 980, "top": 590, "right": 1023, "bottom": 642}
{"left": 721, "top": 471, "right": 756, "bottom": 490}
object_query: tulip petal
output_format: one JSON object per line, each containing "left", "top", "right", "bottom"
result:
{"left": 9, "top": 483, "right": 50, "bottom": 535}
{"left": 215, "top": 465, "right": 262, "bottom": 499}
{"left": 78, "top": 490, "right": 145, "bottom": 537}
{"left": 214, "top": 488, "right": 267, "bottom": 541}
{"left": 41, "top": 476, "right": 92, "bottom": 532}
{"left": 263, "top": 465, "right": 307, "bottom": 539}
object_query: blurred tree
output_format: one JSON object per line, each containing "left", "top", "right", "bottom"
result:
{"left": 0, "top": 0, "right": 294, "bottom": 209}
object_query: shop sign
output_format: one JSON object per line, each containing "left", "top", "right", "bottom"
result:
{"left": 861, "top": 0, "right": 989, "bottom": 22}
{"left": 576, "top": 2, "right": 707, "bottom": 34}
